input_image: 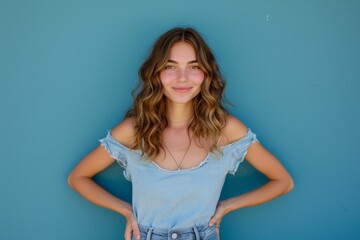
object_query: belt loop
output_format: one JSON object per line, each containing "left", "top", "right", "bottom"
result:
{"left": 192, "top": 226, "right": 200, "bottom": 240}
{"left": 146, "top": 227, "right": 153, "bottom": 240}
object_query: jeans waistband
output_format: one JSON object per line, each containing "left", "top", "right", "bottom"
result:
{"left": 137, "top": 223, "right": 216, "bottom": 240}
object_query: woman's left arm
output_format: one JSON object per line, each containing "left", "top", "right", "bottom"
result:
{"left": 210, "top": 142, "right": 294, "bottom": 227}
{"left": 209, "top": 116, "right": 294, "bottom": 227}
{"left": 228, "top": 142, "right": 293, "bottom": 209}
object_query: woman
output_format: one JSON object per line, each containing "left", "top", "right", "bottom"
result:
{"left": 67, "top": 27, "right": 294, "bottom": 240}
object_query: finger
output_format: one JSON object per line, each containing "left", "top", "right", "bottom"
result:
{"left": 208, "top": 217, "right": 218, "bottom": 226}
{"left": 124, "top": 224, "right": 132, "bottom": 240}
{"left": 132, "top": 223, "right": 141, "bottom": 240}
{"left": 124, "top": 231, "right": 131, "bottom": 240}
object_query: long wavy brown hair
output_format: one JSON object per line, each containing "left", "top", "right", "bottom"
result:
{"left": 126, "top": 27, "right": 229, "bottom": 159}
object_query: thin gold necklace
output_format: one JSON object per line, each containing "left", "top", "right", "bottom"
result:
{"left": 163, "top": 138, "right": 192, "bottom": 171}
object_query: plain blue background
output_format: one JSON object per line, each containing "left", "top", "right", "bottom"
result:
{"left": 1, "top": 0, "right": 359, "bottom": 239}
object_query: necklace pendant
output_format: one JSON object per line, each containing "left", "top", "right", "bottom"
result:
{"left": 163, "top": 137, "right": 192, "bottom": 172}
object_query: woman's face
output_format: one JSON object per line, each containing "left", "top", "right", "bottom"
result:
{"left": 160, "top": 42, "right": 204, "bottom": 105}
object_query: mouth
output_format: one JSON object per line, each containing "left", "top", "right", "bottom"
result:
{"left": 172, "top": 87, "right": 192, "bottom": 93}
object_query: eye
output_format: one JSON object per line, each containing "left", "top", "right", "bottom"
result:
{"left": 164, "top": 65, "right": 176, "bottom": 70}
{"left": 189, "top": 65, "right": 201, "bottom": 70}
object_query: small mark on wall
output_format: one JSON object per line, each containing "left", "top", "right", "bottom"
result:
{"left": 266, "top": 14, "right": 270, "bottom": 22}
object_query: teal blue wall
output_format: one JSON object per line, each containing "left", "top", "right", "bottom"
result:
{"left": 1, "top": 0, "right": 359, "bottom": 239}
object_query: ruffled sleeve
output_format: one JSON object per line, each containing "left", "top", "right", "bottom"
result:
{"left": 227, "top": 128, "right": 259, "bottom": 175}
{"left": 98, "top": 130, "right": 131, "bottom": 181}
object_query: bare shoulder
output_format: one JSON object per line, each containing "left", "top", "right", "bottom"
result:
{"left": 221, "top": 115, "right": 249, "bottom": 145}
{"left": 110, "top": 117, "right": 136, "bottom": 148}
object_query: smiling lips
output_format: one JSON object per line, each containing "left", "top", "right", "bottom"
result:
{"left": 172, "top": 87, "right": 192, "bottom": 93}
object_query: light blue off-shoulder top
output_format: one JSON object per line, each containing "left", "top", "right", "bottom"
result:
{"left": 99, "top": 128, "right": 259, "bottom": 229}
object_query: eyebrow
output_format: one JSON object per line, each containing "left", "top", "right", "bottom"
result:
{"left": 167, "top": 59, "right": 198, "bottom": 64}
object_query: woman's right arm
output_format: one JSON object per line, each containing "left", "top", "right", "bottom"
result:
{"left": 67, "top": 144, "right": 133, "bottom": 217}
{"left": 67, "top": 118, "right": 141, "bottom": 240}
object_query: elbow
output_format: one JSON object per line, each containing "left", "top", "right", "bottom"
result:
{"left": 284, "top": 176, "right": 294, "bottom": 194}
{"left": 67, "top": 173, "right": 75, "bottom": 189}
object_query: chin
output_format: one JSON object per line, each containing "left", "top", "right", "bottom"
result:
{"left": 170, "top": 99, "right": 194, "bottom": 104}
{"left": 165, "top": 95, "right": 197, "bottom": 105}
{"left": 164, "top": 91, "right": 200, "bottom": 105}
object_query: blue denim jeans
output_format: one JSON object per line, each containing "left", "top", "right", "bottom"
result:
{"left": 135, "top": 223, "right": 219, "bottom": 240}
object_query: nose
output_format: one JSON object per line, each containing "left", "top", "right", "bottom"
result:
{"left": 177, "top": 68, "right": 188, "bottom": 81}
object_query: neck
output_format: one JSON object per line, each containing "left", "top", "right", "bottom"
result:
{"left": 166, "top": 100, "right": 194, "bottom": 128}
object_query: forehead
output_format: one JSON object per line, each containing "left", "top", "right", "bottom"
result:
{"left": 168, "top": 42, "right": 197, "bottom": 61}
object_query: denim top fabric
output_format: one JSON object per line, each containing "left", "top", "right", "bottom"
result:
{"left": 99, "top": 128, "right": 258, "bottom": 229}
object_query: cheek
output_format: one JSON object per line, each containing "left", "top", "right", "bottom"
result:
{"left": 191, "top": 72, "right": 205, "bottom": 85}
{"left": 160, "top": 71, "right": 174, "bottom": 85}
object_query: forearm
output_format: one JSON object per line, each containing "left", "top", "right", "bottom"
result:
{"left": 222, "top": 179, "right": 293, "bottom": 214}
{"left": 69, "top": 176, "right": 133, "bottom": 218}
